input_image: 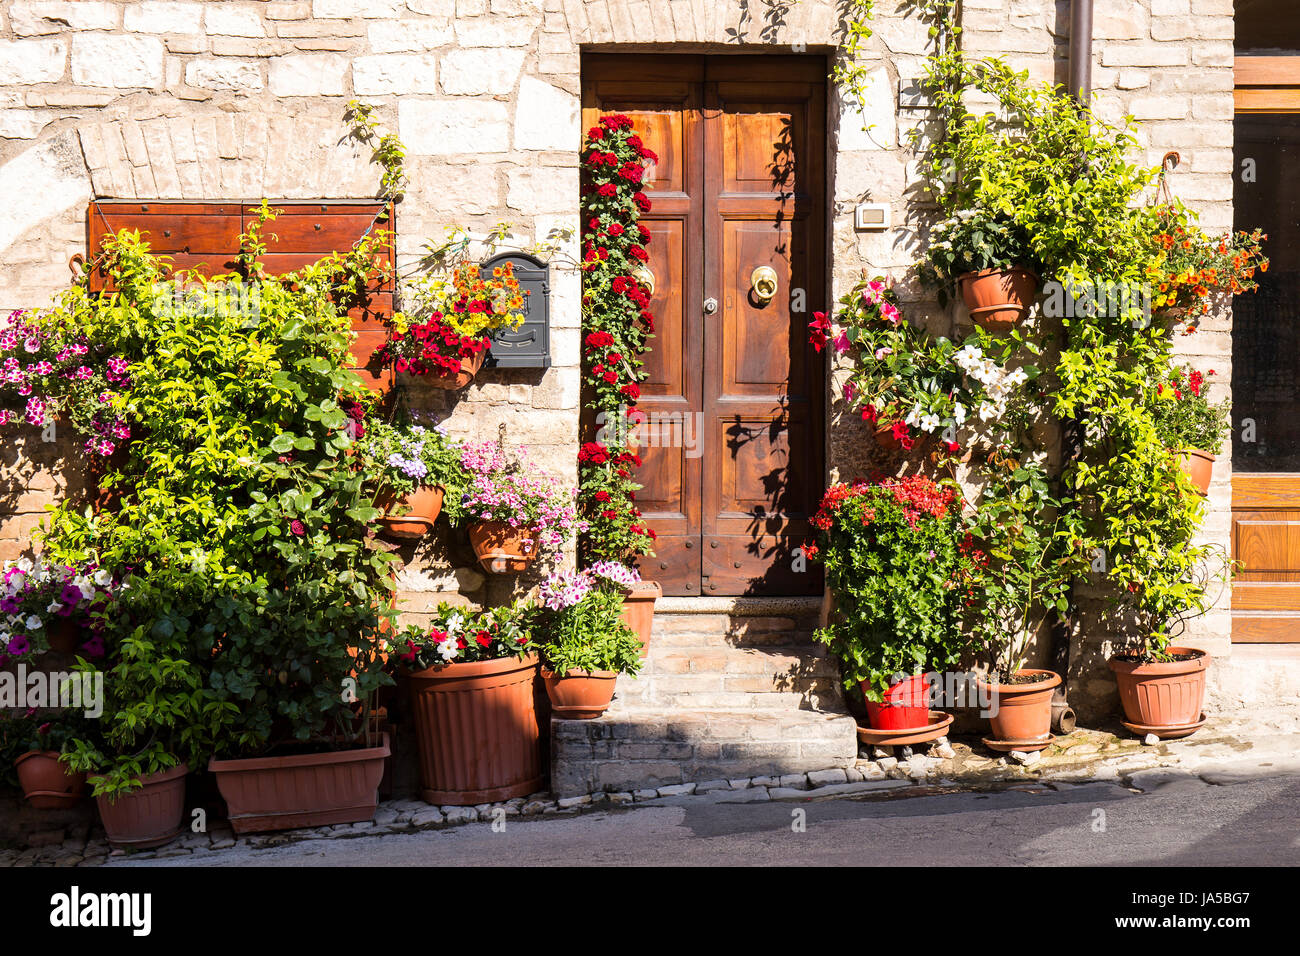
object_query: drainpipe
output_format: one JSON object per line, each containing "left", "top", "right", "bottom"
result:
{"left": 1047, "top": 0, "right": 1093, "bottom": 736}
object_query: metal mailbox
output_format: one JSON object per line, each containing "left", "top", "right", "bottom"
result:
{"left": 482, "top": 251, "right": 550, "bottom": 369}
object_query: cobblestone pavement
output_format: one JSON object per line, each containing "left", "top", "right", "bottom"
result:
{"left": 3, "top": 712, "right": 1296, "bottom": 867}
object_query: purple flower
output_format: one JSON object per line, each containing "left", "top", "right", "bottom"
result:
{"left": 80, "top": 635, "right": 105, "bottom": 658}
{"left": 6, "top": 634, "right": 29, "bottom": 656}
{"left": 60, "top": 582, "right": 83, "bottom": 607}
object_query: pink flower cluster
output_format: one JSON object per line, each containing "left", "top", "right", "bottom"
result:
{"left": 538, "top": 569, "right": 594, "bottom": 610}
{"left": 459, "top": 440, "right": 585, "bottom": 550}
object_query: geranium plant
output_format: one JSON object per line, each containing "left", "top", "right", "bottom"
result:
{"left": 807, "top": 475, "right": 969, "bottom": 700}
{"left": 458, "top": 439, "right": 583, "bottom": 552}
{"left": 534, "top": 568, "right": 643, "bottom": 676}
{"left": 578, "top": 113, "right": 658, "bottom": 566}
{"left": 1151, "top": 366, "right": 1231, "bottom": 455}
{"left": 392, "top": 601, "right": 533, "bottom": 670}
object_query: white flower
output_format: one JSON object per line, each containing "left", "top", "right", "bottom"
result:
{"left": 25, "top": 614, "right": 42, "bottom": 631}
{"left": 92, "top": 568, "right": 113, "bottom": 587}
{"left": 953, "top": 402, "right": 968, "bottom": 424}
{"left": 1006, "top": 367, "right": 1029, "bottom": 387}
{"left": 444, "top": 612, "right": 464, "bottom": 636}
{"left": 75, "top": 576, "right": 95, "bottom": 600}
{"left": 436, "top": 636, "right": 459, "bottom": 662}
{"left": 920, "top": 414, "right": 940, "bottom": 433}
{"left": 47, "top": 601, "right": 63, "bottom": 615}
{"left": 979, "top": 402, "right": 1000, "bottom": 422}
{"left": 905, "top": 405, "right": 923, "bottom": 427}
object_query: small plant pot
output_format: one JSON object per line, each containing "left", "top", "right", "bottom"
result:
{"left": 45, "top": 618, "right": 81, "bottom": 654}
{"left": 92, "top": 763, "right": 189, "bottom": 850}
{"left": 378, "top": 484, "right": 445, "bottom": 538}
{"left": 15, "top": 751, "right": 87, "bottom": 809}
{"left": 1173, "top": 449, "right": 1214, "bottom": 497}
{"left": 1108, "top": 646, "right": 1209, "bottom": 733}
{"left": 620, "top": 580, "right": 661, "bottom": 658}
{"left": 861, "top": 674, "right": 932, "bottom": 731}
{"left": 957, "top": 266, "right": 1039, "bottom": 330}
{"left": 542, "top": 668, "right": 618, "bottom": 719}
{"left": 407, "top": 655, "right": 544, "bottom": 805}
{"left": 208, "top": 735, "right": 390, "bottom": 834}
{"left": 978, "top": 669, "right": 1060, "bottom": 748}
{"left": 415, "top": 350, "right": 487, "bottom": 390}
{"left": 468, "top": 520, "right": 539, "bottom": 574}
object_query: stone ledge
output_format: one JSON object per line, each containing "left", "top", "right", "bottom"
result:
{"left": 655, "top": 595, "right": 823, "bottom": 617}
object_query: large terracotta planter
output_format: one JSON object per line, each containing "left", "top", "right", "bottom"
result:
{"left": 958, "top": 266, "right": 1039, "bottom": 330}
{"left": 15, "top": 751, "right": 87, "bottom": 809}
{"left": 620, "top": 580, "right": 661, "bottom": 658}
{"left": 414, "top": 350, "right": 487, "bottom": 390}
{"left": 407, "top": 654, "right": 544, "bottom": 805}
{"left": 1108, "top": 646, "right": 1209, "bottom": 735}
{"left": 978, "top": 669, "right": 1060, "bottom": 748}
{"left": 93, "top": 763, "right": 189, "bottom": 850}
{"left": 1174, "top": 449, "right": 1214, "bottom": 497}
{"left": 208, "top": 734, "right": 390, "bottom": 834}
{"left": 468, "top": 520, "right": 539, "bottom": 574}
{"left": 378, "top": 484, "right": 445, "bottom": 538}
{"left": 542, "top": 668, "right": 618, "bottom": 719}
{"left": 861, "top": 674, "right": 933, "bottom": 731}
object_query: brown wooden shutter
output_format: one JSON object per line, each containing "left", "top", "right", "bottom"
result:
{"left": 86, "top": 200, "right": 395, "bottom": 391}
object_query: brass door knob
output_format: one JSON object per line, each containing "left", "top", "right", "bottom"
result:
{"left": 751, "top": 265, "right": 778, "bottom": 303}
{"left": 632, "top": 264, "right": 655, "bottom": 296}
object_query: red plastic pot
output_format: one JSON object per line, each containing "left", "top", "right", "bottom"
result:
{"left": 15, "top": 750, "right": 87, "bottom": 808}
{"left": 1108, "top": 646, "right": 1209, "bottom": 729}
{"left": 862, "top": 674, "right": 932, "bottom": 730}
{"left": 1174, "top": 449, "right": 1214, "bottom": 496}
{"left": 92, "top": 763, "right": 189, "bottom": 850}
{"left": 620, "top": 580, "right": 661, "bottom": 658}
{"left": 378, "top": 484, "right": 445, "bottom": 538}
{"left": 958, "top": 266, "right": 1039, "bottom": 330}
{"left": 468, "top": 521, "right": 539, "bottom": 574}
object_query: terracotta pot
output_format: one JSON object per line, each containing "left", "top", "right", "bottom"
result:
{"left": 93, "top": 763, "right": 189, "bottom": 850}
{"left": 418, "top": 350, "right": 487, "bottom": 390}
{"left": 861, "top": 674, "right": 933, "bottom": 731}
{"left": 1174, "top": 449, "right": 1214, "bottom": 497}
{"left": 620, "top": 580, "right": 661, "bottom": 658}
{"left": 979, "top": 669, "right": 1060, "bottom": 743}
{"left": 378, "top": 484, "right": 445, "bottom": 538}
{"left": 1108, "top": 646, "right": 1209, "bottom": 729}
{"left": 407, "top": 654, "right": 544, "bottom": 806}
{"left": 15, "top": 750, "right": 87, "bottom": 809}
{"left": 208, "top": 734, "right": 390, "bottom": 834}
{"left": 957, "top": 266, "right": 1039, "bottom": 330}
{"left": 468, "top": 520, "right": 539, "bottom": 574}
{"left": 45, "top": 618, "right": 81, "bottom": 654}
{"left": 873, "top": 423, "right": 924, "bottom": 453}
{"left": 542, "top": 667, "right": 618, "bottom": 719}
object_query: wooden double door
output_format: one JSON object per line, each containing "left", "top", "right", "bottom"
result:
{"left": 582, "top": 55, "right": 827, "bottom": 597}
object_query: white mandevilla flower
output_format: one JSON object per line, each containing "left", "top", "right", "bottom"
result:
{"left": 436, "top": 636, "right": 459, "bottom": 662}
{"left": 920, "top": 414, "right": 940, "bottom": 433}
{"left": 905, "top": 405, "right": 923, "bottom": 428}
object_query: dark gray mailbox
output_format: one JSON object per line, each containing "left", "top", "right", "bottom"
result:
{"left": 482, "top": 251, "right": 550, "bottom": 369}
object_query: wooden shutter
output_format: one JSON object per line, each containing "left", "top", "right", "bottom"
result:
{"left": 86, "top": 200, "right": 395, "bottom": 391}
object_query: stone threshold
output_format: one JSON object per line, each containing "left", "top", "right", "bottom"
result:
{"left": 655, "top": 595, "right": 823, "bottom": 617}
{"left": 12, "top": 713, "right": 1294, "bottom": 867}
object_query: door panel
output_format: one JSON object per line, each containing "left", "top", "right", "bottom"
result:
{"left": 1232, "top": 106, "right": 1300, "bottom": 640}
{"left": 583, "top": 54, "right": 825, "bottom": 597}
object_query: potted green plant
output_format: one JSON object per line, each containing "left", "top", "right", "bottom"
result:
{"left": 807, "top": 475, "right": 967, "bottom": 730}
{"left": 924, "top": 210, "right": 1040, "bottom": 330}
{"left": 1151, "top": 366, "right": 1231, "bottom": 496}
{"left": 393, "top": 602, "right": 543, "bottom": 806}
{"left": 458, "top": 440, "right": 582, "bottom": 573}
{"left": 357, "top": 411, "right": 468, "bottom": 537}
{"left": 535, "top": 568, "right": 643, "bottom": 718}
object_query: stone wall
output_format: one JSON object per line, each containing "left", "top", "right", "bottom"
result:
{"left": 0, "top": 1, "right": 1240, "bottom": 715}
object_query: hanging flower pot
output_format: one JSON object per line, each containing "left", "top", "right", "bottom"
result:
{"left": 619, "top": 579, "right": 661, "bottom": 658}
{"left": 92, "top": 763, "right": 189, "bottom": 850}
{"left": 417, "top": 350, "right": 487, "bottom": 390}
{"left": 15, "top": 751, "right": 87, "bottom": 809}
{"left": 1108, "top": 646, "right": 1209, "bottom": 739}
{"left": 1174, "top": 449, "right": 1214, "bottom": 496}
{"left": 957, "top": 266, "right": 1039, "bottom": 330}
{"left": 468, "top": 520, "right": 539, "bottom": 574}
{"left": 861, "top": 674, "right": 932, "bottom": 731}
{"left": 407, "top": 654, "right": 545, "bottom": 805}
{"left": 377, "top": 484, "right": 445, "bottom": 538}
{"left": 542, "top": 667, "right": 618, "bottom": 719}
{"left": 208, "top": 734, "right": 390, "bottom": 834}
{"left": 977, "top": 669, "right": 1060, "bottom": 752}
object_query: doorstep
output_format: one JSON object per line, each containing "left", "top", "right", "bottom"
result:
{"left": 12, "top": 712, "right": 1295, "bottom": 867}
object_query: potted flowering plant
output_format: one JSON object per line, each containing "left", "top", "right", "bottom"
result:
{"left": 1148, "top": 207, "right": 1267, "bottom": 334}
{"left": 4, "top": 713, "right": 91, "bottom": 809}
{"left": 921, "top": 209, "right": 1040, "bottom": 329}
{"left": 1151, "top": 366, "right": 1231, "bottom": 496}
{"left": 357, "top": 412, "right": 468, "bottom": 537}
{"left": 392, "top": 602, "right": 543, "bottom": 805}
{"left": 807, "top": 475, "right": 968, "bottom": 730}
{"left": 1, "top": 559, "right": 115, "bottom": 658}
{"left": 459, "top": 440, "right": 583, "bottom": 573}
{"left": 535, "top": 567, "right": 643, "bottom": 719}
{"left": 380, "top": 259, "right": 527, "bottom": 388}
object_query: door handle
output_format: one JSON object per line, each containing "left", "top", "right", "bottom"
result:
{"left": 632, "top": 264, "right": 655, "bottom": 296}
{"left": 751, "top": 266, "right": 778, "bottom": 303}
{"left": 703, "top": 297, "right": 718, "bottom": 315}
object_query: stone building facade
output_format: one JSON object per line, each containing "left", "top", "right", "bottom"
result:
{"left": 1, "top": 0, "right": 1293, "bottom": 788}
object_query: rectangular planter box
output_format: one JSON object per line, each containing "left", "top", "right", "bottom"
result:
{"left": 209, "top": 734, "right": 390, "bottom": 835}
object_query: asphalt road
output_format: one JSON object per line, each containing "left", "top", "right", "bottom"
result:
{"left": 109, "top": 764, "right": 1300, "bottom": 867}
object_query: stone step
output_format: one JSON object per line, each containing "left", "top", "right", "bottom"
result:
{"left": 550, "top": 707, "right": 858, "bottom": 797}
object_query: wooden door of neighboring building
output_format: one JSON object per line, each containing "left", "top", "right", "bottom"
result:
{"left": 1231, "top": 55, "right": 1300, "bottom": 641}
{"left": 582, "top": 54, "right": 826, "bottom": 597}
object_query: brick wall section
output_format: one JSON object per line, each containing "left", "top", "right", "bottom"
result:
{"left": 0, "top": 1, "right": 1242, "bottom": 714}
